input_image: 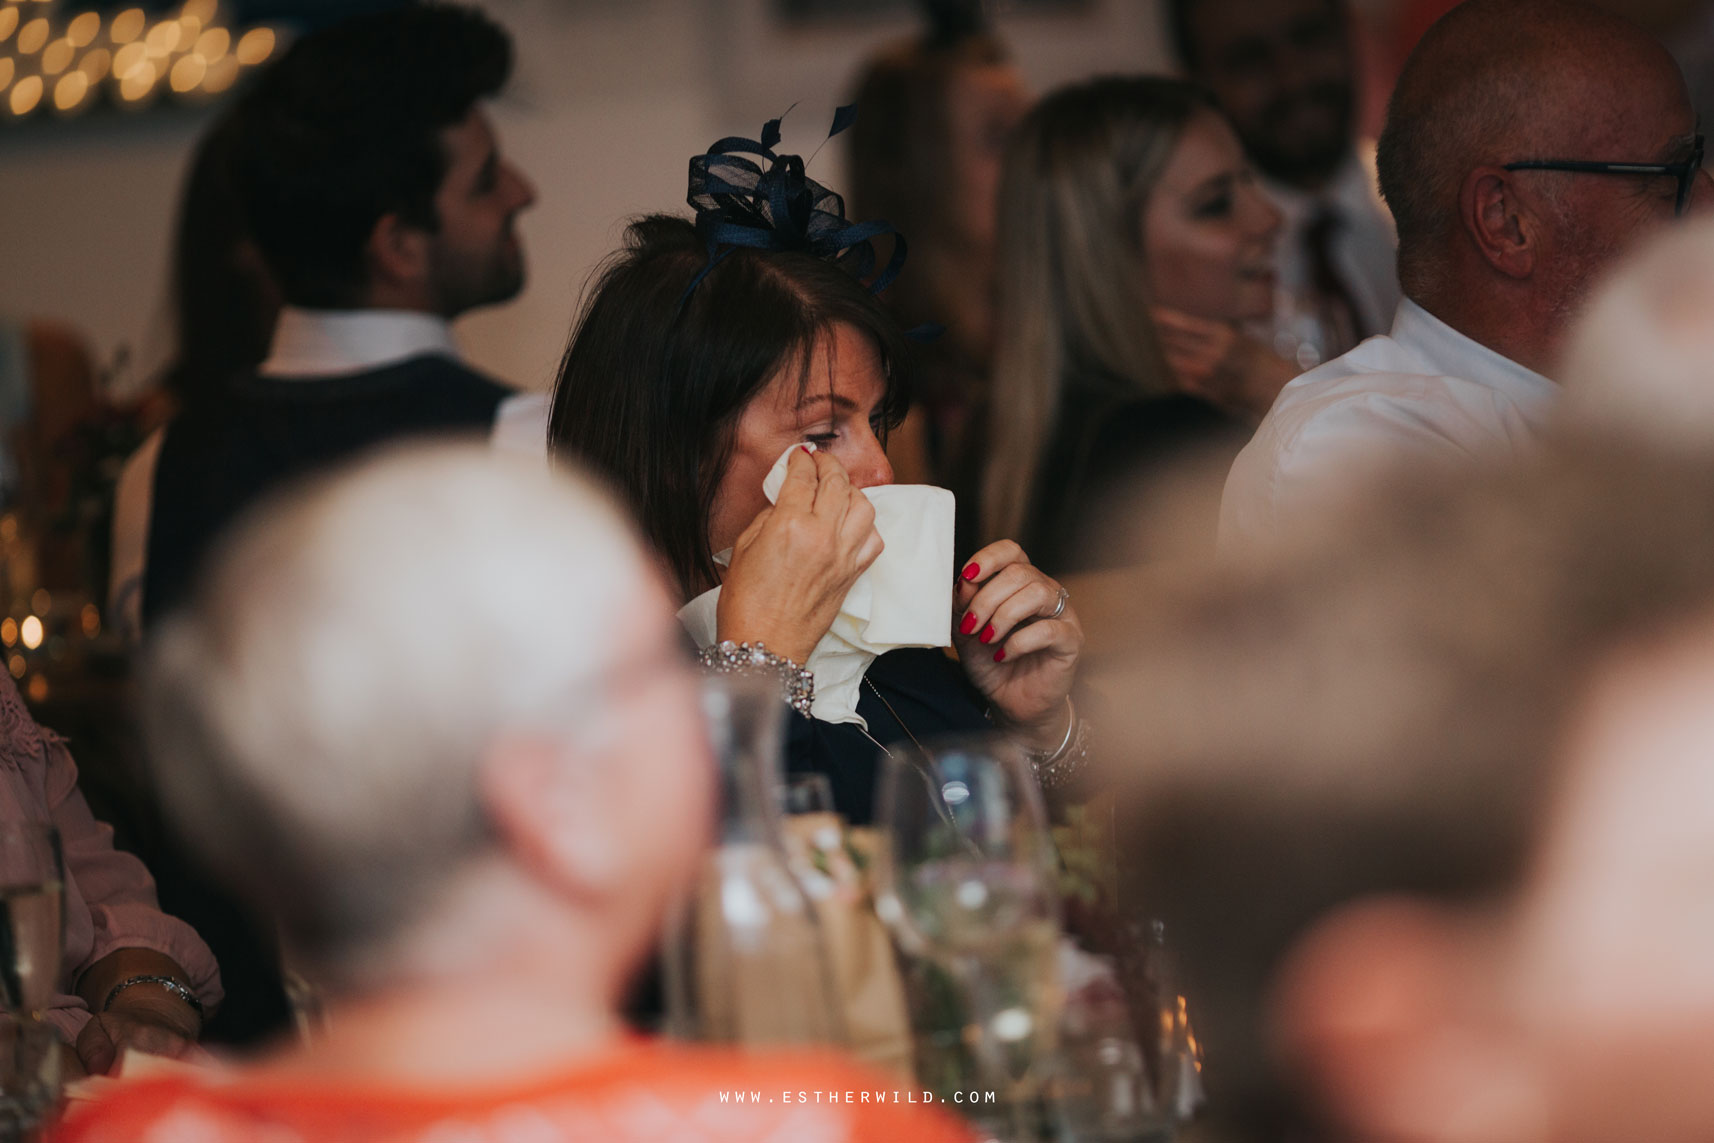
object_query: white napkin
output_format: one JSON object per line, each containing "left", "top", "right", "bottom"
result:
{"left": 679, "top": 445, "right": 956, "bottom": 727}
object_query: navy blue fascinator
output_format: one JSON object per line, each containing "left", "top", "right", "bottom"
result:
{"left": 683, "top": 106, "right": 908, "bottom": 300}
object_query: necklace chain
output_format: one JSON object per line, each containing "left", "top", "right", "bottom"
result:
{"left": 859, "top": 676, "right": 926, "bottom": 759}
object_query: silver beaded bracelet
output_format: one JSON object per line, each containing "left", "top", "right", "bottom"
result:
{"left": 104, "top": 974, "right": 204, "bottom": 1018}
{"left": 1032, "top": 718, "right": 1091, "bottom": 791}
{"left": 1021, "top": 697, "right": 1091, "bottom": 791}
{"left": 698, "top": 640, "right": 816, "bottom": 718}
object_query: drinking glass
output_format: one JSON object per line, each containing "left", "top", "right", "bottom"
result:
{"left": 875, "top": 735, "right": 1063, "bottom": 1141}
{"left": 0, "top": 825, "right": 62, "bottom": 1022}
{"left": 780, "top": 773, "right": 836, "bottom": 817}
{"left": 0, "top": 823, "right": 63, "bottom": 1140}
{"left": 662, "top": 675, "right": 846, "bottom": 1046}
{"left": 0, "top": 1018, "right": 58, "bottom": 1143}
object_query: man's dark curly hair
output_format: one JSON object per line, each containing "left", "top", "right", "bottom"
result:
{"left": 233, "top": 3, "right": 512, "bottom": 308}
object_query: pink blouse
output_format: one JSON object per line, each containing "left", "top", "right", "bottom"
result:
{"left": 0, "top": 675, "right": 221, "bottom": 1042}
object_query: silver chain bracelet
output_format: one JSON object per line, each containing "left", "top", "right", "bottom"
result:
{"left": 104, "top": 974, "right": 204, "bottom": 1018}
{"left": 698, "top": 640, "right": 815, "bottom": 718}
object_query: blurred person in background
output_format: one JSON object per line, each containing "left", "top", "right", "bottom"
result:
{"left": 1102, "top": 435, "right": 1714, "bottom": 1142}
{"left": 846, "top": 0, "right": 1030, "bottom": 485}
{"left": 551, "top": 132, "right": 1087, "bottom": 825}
{"left": 109, "top": 106, "right": 281, "bottom": 646}
{"left": 142, "top": 2, "right": 538, "bottom": 630}
{"left": 0, "top": 670, "right": 219, "bottom": 1076}
{"left": 103, "top": 105, "right": 293, "bottom": 1051}
{"left": 1221, "top": 0, "right": 1711, "bottom": 547}
{"left": 56, "top": 444, "right": 970, "bottom": 1143}
{"left": 1171, "top": 0, "right": 1400, "bottom": 368}
{"left": 981, "top": 77, "right": 1278, "bottom": 574}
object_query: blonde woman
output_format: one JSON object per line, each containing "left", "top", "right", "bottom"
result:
{"left": 982, "top": 77, "right": 1291, "bottom": 572}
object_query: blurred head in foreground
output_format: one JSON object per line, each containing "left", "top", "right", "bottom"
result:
{"left": 1103, "top": 436, "right": 1714, "bottom": 1142}
{"left": 1560, "top": 216, "right": 1714, "bottom": 450}
{"left": 144, "top": 444, "right": 711, "bottom": 1004}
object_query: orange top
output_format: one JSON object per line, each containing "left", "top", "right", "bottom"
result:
{"left": 51, "top": 1041, "right": 974, "bottom": 1143}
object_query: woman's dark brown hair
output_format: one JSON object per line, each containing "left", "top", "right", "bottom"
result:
{"left": 548, "top": 215, "right": 911, "bottom": 597}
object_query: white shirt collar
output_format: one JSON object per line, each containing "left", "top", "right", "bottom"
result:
{"left": 1387, "top": 298, "right": 1557, "bottom": 400}
{"left": 259, "top": 307, "right": 461, "bottom": 379}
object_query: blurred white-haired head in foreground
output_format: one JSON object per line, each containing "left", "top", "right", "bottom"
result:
{"left": 1562, "top": 217, "right": 1714, "bottom": 450}
{"left": 143, "top": 441, "right": 712, "bottom": 1006}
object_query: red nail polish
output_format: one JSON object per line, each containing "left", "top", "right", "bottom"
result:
{"left": 959, "top": 612, "right": 978, "bottom": 635}
{"left": 993, "top": 648, "right": 1006, "bottom": 663}
{"left": 979, "top": 624, "right": 995, "bottom": 644}
{"left": 962, "top": 562, "right": 980, "bottom": 581}
{"left": 800, "top": 444, "right": 812, "bottom": 454}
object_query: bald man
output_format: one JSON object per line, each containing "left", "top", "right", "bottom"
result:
{"left": 1220, "top": 0, "right": 1710, "bottom": 547}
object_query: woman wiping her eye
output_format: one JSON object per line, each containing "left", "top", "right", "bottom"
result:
{"left": 549, "top": 122, "right": 1090, "bottom": 823}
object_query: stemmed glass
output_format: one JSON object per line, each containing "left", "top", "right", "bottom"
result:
{"left": 875, "top": 735, "right": 1063, "bottom": 1141}
{"left": 0, "top": 823, "right": 64, "bottom": 1140}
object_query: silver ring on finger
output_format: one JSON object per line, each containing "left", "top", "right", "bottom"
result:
{"left": 1048, "top": 585, "right": 1069, "bottom": 620}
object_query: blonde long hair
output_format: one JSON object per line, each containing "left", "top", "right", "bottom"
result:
{"left": 983, "top": 77, "right": 1210, "bottom": 545}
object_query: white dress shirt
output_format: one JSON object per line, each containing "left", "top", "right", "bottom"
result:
{"left": 1220, "top": 299, "right": 1559, "bottom": 548}
{"left": 109, "top": 307, "right": 542, "bottom": 639}
{"left": 1264, "top": 147, "right": 1403, "bottom": 363}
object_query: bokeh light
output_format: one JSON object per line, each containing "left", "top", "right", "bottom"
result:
{"left": 108, "top": 7, "right": 144, "bottom": 45}
{"left": 78, "top": 47, "right": 111, "bottom": 82}
{"left": 169, "top": 52, "right": 204, "bottom": 93}
{"left": 143, "top": 20, "right": 180, "bottom": 56}
{"left": 113, "top": 40, "right": 146, "bottom": 78}
{"left": 66, "top": 11, "right": 99, "bottom": 48}
{"left": 0, "top": 9, "right": 18, "bottom": 43}
{"left": 19, "top": 616, "right": 42, "bottom": 651}
{"left": 17, "top": 16, "right": 49, "bottom": 53}
{"left": 118, "top": 58, "right": 156, "bottom": 101}
{"left": 40, "top": 37, "right": 74, "bottom": 75}
{"left": 8, "top": 73, "right": 42, "bottom": 115}
{"left": 193, "top": 25, "right": 227, "bottom": 62}
{"left": 53, "top": 69, "right": 88, "bottom": 111}
{"left": 234, "top": 25, "right": 272, "bottom": 66}
{"left": 0, "top": 59, "right": 13, "bottom": 93}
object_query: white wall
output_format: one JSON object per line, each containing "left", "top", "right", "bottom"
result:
{"left": 0, "top": 0, "right": 1170, "bottom": 395}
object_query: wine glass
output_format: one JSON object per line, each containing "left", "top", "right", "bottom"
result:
{"left": 875, "top": 734, "right": 1063, "bottom": 1141}
{"left": 0, "top": 823, "right": 63, "bottom": 1140}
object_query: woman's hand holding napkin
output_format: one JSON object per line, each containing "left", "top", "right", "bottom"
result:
{"left": 717, "top": 446, "right": 883, "bottom": 665}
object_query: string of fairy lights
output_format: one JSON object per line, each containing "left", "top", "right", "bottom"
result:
{"left": 0, "top": 0, "right": 277, "bottom": 121}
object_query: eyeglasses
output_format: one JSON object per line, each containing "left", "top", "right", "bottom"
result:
{"left": 1503, "top": 134, "right": 1705, "bottom": 217}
